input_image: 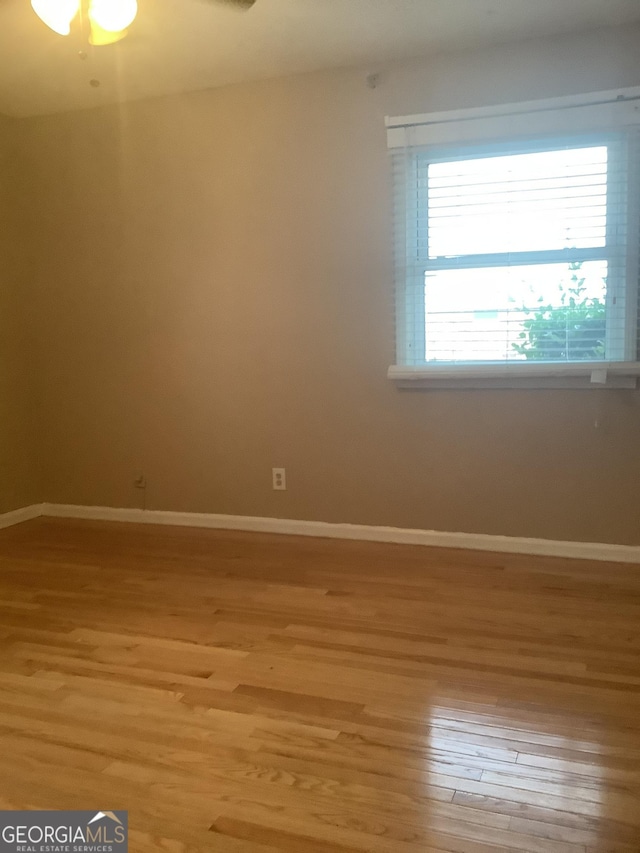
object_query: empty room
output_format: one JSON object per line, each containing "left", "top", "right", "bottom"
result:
{"left": 1, "top": 1, "right": 640, "bottom": 851}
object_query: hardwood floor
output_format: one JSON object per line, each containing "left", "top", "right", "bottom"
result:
{"left": 0, "top": 517, "right": 639, "bottom": 852}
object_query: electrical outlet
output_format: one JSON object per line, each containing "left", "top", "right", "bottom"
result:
{"left": 272, "top": 468, "right": 286, "bottom": 491}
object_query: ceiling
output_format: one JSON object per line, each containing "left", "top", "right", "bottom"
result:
{"left": 2, "top": 0, "right": 640, "bottom": 117}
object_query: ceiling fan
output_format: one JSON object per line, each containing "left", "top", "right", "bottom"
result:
{"left": 31, "top": 0, "right": 256, "bottom": 46}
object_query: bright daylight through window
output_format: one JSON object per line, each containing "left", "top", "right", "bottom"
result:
{"left": 387, "top": 90, "right": 640, "bottom": 387}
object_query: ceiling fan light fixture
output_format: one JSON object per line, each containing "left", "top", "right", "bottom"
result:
{"left": 89, "top": 21, "right": 128, "bottom": 46}
{"left": 88, "top": 0, "right": 137, "bottom": 34}
{"left": 31, "top": 0, "right": 80, "bottom": 35}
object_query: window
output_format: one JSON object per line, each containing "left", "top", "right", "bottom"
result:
{"left": 387, "top": 89, "right": 640, "bottom": 388}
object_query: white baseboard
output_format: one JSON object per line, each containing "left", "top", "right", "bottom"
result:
{"left": 27, "top": 502, "right": 640, "bottom": 564}
{"left": 0, "top": 503, "right": 45, "bottom": 530}
{"left": 1, "top": 502, "right": 638, "bottom": 564}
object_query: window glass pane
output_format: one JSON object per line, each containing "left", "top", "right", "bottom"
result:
{"left": 427, "top": 147, "right": 608, "bottom": 258}
{"left": 424, "top": 260, "right": 608, "bottom": 362}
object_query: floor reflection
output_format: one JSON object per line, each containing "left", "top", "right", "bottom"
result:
{"left": 421, "top": 695, "right": 640, "bottom": 851}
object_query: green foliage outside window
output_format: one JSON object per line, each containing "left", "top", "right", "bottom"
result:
{"left": 511, "top": 263, "right": 607, "bottom": 361}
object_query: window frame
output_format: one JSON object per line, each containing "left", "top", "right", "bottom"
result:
{"left": 387, "top": 88, "right": 640, "bottom": 389}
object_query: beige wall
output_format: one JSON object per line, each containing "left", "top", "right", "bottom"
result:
{"left": 15, "top": 25, "right": 640, "bottom": 544}
{"left": 0, "top": 116, "right": 40, "bottom": 513}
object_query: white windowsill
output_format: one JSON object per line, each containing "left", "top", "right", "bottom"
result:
{"left": 388, "top": 362, "right": 640, "bottom": 390}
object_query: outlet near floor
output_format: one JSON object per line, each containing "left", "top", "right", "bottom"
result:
{"left": 272, "top": 468, "right": 286, "bottom": 491}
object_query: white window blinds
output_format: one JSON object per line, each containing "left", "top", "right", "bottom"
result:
{"left": 388, "top": 89, "right": 640, "bottom": 380}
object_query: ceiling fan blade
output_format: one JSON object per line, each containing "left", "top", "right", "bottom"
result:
{"left": 204, "top": 0, "right": 257, "bottom": 8}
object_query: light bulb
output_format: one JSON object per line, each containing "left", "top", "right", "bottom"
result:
{"left": 89, "top": 0, "right": 137, "bottom": 33}
{"left": 89, "top": 21, "right": 127, "bottom": 45}
{"left": 31, "top": 0, "right": 80, "bottom": 36}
